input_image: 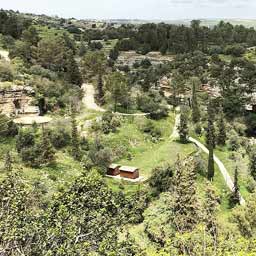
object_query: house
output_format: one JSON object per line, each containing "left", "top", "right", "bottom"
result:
{"left": 119, "top": 166, "right": 139, "bottom": 179}
{"left": 108, "top": 164, "right": 120, "bottom": 176}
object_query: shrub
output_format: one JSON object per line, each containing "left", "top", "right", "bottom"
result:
{"left": 225, "top": 45, "right": 246, "bottom": 57}
{"left": 149, "top": 164, "right": 174, "bottom": 196}
{"left": 228, "top": 132, "right": 240, "bottom": 151}
{"left": 141, "top": 119, "right": 162, "bottom": 141}
{"left": 246, "top": 176, "right": 256, "bottom": 193}
{"left": 16, "top": 128, "right": 35, "bottom": 153}
{"left": 0, "top": 60, "right": 14, "bottom": 81}
{"left": 50, "top": 127, "right": 71, "bottom": 149}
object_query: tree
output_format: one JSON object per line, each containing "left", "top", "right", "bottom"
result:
{"left": 71, "top": 107, "right": 81, "bottom": 160}
{"left": 173, "top": 156, "right": 199, "bottom": 232}
{"left": 249, "top": 147, "right": 256, "bottom": 180}
{"left": 207, "top": 133, "right": 215, "bottom": 181}
{"left": 4, "top": 151, "right": 12, "bottom": 172}
{"left": 149, "top": 164, "right": 174, "bottom": 196}
{"left": 109, "top": 47, "right": 119, "bottom": 61}
{"left": 206, "top": 101, "right": 216, "bottom": 148}
{"left": 229, "top": 166, "right": 240, "bottom": 207}
{"left": 204, "top": 182, "right": 218, "bottom": 238}
{"left": 64, "top": 50, "right": 83, "bottom": 86}
{"left": 37, "top": 35, "right": 67, "bottom": 71}
{"left": 96, "top": 74, "right": 104, "bottom": 105}
{"left": 22, "top": 25, "right": 39, "bottom": 46}
{"left": 105, "top": 72, "right": 130, "bottom": 112}
{"left": 191, "top": 77, "right": 201, "bottom": 123}
{"left": 178, "top": 106, "right": 189, "bottom": 143}
{"left": 0, "top": 170, "right": 40, "bottom": 255}
{"left": 78, "top": 41, "right": 87, "bottom": 57}
{"left": 81, "top": 51, "right": 107, "bottom": 79}
{"left": 40, "top": 129, "right": 56, "bottom": 166}
{"left": 217, "top": 107, "right": 227, "bottom": 146}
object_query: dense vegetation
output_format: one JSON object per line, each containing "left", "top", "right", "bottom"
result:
{"left": 0, "top": 9, "right": 256, "bottom": 255}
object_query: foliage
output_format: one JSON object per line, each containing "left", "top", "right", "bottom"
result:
{"left": 178, "top": 106, "right": 189, "bottom": 143}
{"left": 148, "top": 164, "right": 174, "bottom": 196}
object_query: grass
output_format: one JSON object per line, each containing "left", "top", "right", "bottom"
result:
{"left": 0, "top": 137, "right": 83, "bottom": 197}
{"left": 119, "top": 140, "right": 196, "bottom": 178}
{"left": 219, "top": 54, "right": 233, "bottom": 63}
{"left": 214, "top": 146, "right": 250, "bottom": 199}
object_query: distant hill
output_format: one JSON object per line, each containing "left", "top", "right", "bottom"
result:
{"left": 104, "top": 19, "right": 256, "bottom": 28}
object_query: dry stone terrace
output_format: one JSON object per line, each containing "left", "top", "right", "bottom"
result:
{"left": 0, "top": 84, "right": 38, "bottom": 117}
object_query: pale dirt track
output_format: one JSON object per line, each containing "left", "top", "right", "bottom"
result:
{"left": 81, "top": 83, "right": 105, "bottom": 112}
{"left": 172, "top": 111, "right": 245, "bottom": 205}
{"left": 0, "top": 50, "right": 10, "bottom": 62}
{"left": 81, "top": 83, "right": 149, "bottom": 116}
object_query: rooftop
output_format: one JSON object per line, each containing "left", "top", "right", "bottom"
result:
{"left": 109, "top": 164, "right": 120, "bottom": 169}
{"left": 119, "top": 166, "right": 138, "bottom": 173}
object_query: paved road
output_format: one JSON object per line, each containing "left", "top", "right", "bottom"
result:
{"left": 172, "top": 111, "right": 245, "bottom": 205}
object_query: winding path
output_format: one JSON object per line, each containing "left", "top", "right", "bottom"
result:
{"left": 0, "top": 50, "right": 10, "bottom": 62}
{"left": 81, "top": 83, "right": 149, "bottom": 116}
{"left": 82, "top": 83, "right": 105, "bottom": 112}
{"left": 172, "top": 111, "right": 245, "bottom": 205}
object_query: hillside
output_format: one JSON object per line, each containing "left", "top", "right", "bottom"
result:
{"left": 0, "top": 8, "right": 256, "bottom": 255}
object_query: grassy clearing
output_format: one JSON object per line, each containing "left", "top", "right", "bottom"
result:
{"left": 119, "top": 140, "right": 196, "bottom": 178}
{"left": 214, "top": 146, "right": 250, "bottom": 199}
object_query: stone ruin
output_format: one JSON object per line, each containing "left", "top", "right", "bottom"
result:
{"left": 0, "top": 85, "right": 39, "bottom": 117}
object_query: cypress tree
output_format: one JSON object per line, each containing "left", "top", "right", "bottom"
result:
{"left": 173, "top": 156, "right": 199, "bottom": 232}
{"left": 191, "top": 77, "right": 201, "bottom": 123}
{"left": 249, "top": 147, "right": 256, "bottom": 180}
{"left": 229, "top": 167, "right": 240, "bottom": 207}
{"left": 217, "top": 108, "right": 226, "bottom": 146}
{"left": 65, "top": 51, "right": 83, "bottom": 86}
{"left": 206, "top": 101, "right": 216, "bottom": 148}
{"left": 207, "top": 127, "right": 215, "bottom": 181}
{"left": 178, "top": 107, "right": 189, "bottom": 143}
{"left": 40, "top": 129, "right": 55, "bottom": 166}
{"left": 204, "top": 182, "right": 218, "bottom": 237}
{"left": 97, "top": 75, "right": 104, "bottom": 106}
{"left": 4, "top": 151, "right": 12, "bottom": 172}
{"left": 71, "top": 107, "right": 81, "bottom": 160}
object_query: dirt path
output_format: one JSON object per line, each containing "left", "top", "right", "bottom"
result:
{"left": 81, "top": 83, "right": 149, "bottom": 116}
{"left": 0, "top": 50, "right": 10, "bottom": 62}
{"left": 170, "top": 107, "right": 180, "bottom": 140}
{"left": 189, "top": 137, "right": 245, "bottom": 205}
{"left": 81, "top": 83, "right": 105, "bottom": 112}
{"left": 172, "top": 110, "right": 245, "bottom": 205}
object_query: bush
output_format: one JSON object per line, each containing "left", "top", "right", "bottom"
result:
{"left": 233, "top": 122, "right": 247, "bottom": 136}
{"left": 16, "top": 128, "right": 35, "bottom": 153}
{"left": 228, "top": 132, "right": 240, "bottom": 151}
{"left": 246, "top": 176, "right": 256, "bottom": 193}
{"left": 0, "top": 60, "right": 14, "bottom": 81}
{"left": 148, "top": 164, "right": 174, "bottom": 196}
{"left": 225, "top": 45, "right": 246, "bottom": 57}
{"left": 140, "top": 119, "right": 162, "bottom": 141}
{"left": 101, "top": 111, "right": 121, "bottom": 134}
{"left": 49, "top": 127, "right": 71, "bottom": 149}
{"left": 194, "top": 154, "right": 207, "bottom": 176}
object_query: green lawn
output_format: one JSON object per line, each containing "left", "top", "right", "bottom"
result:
{"left": 214, "top": 146, "right": 250, "bottom": 199}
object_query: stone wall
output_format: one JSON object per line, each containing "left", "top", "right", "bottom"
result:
{"left": 0, "top": 85, "right": 38, "bottom": 117}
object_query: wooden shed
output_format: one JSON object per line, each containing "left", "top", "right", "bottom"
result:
{"left": 119, "top": 166, "right": 139, "bottom": 179}
{"left": 108, "top": 164, "right": 120, "bottom": 176}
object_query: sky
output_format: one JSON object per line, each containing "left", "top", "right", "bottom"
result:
{"left": 1, "top": 0, "right": 256, "bottom": 20}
